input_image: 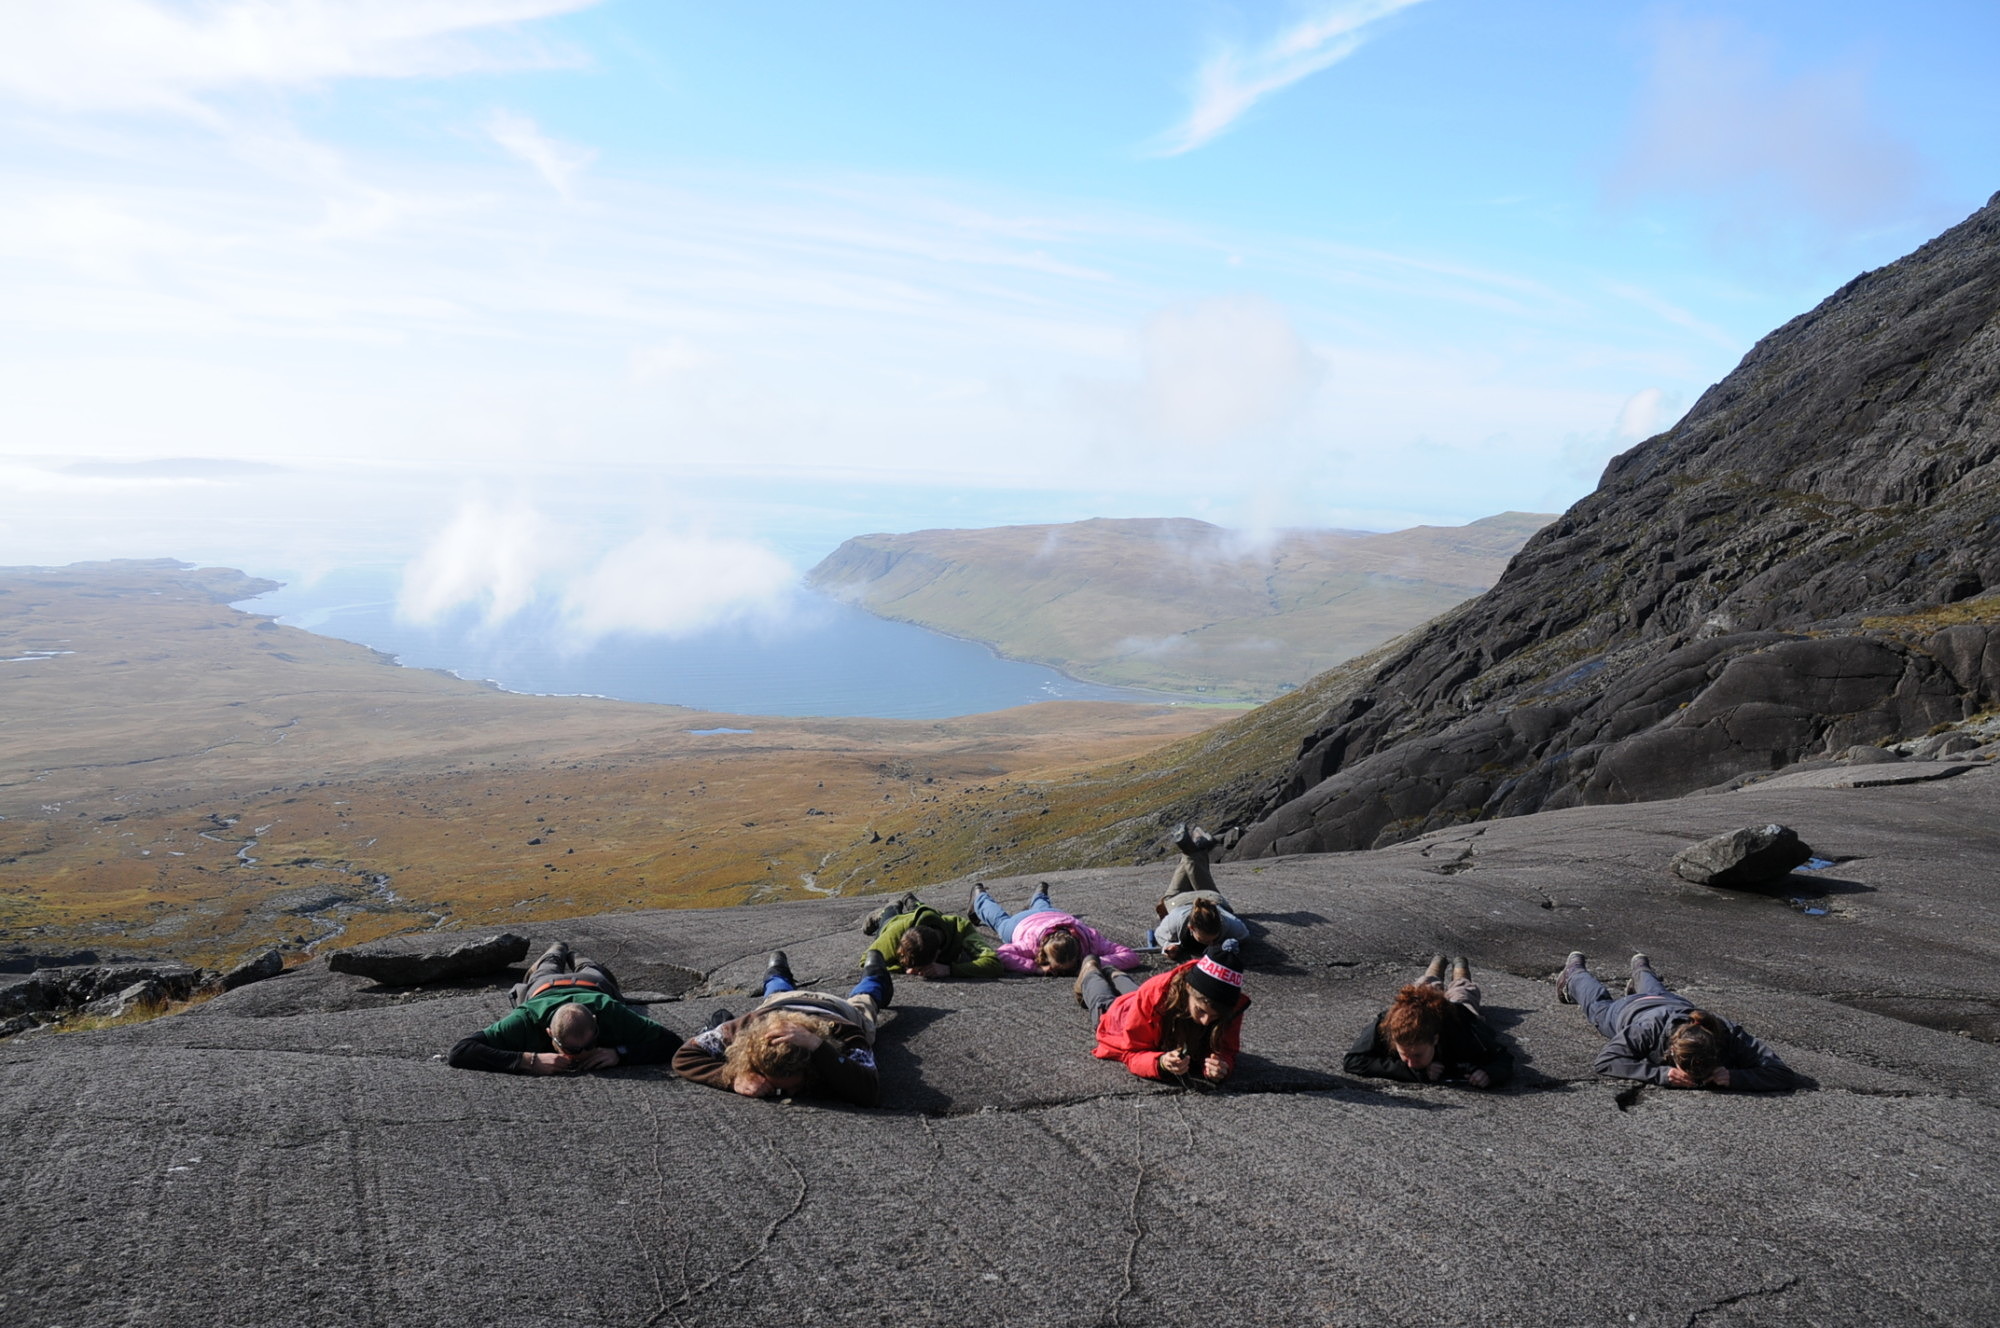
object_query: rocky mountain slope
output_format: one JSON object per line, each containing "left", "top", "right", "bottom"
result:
{"left": 1217, "top": 191, "right": 2000, "bottom": 857}
{"left": 6, "top": 767, "right": 1998, "bottom": 1325}
{"left": 807, "top": 512, "right": 1550, "bottom": 700}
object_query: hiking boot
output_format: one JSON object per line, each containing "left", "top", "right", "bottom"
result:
{"left": 1074, "top": 955, "right": 1102, "bottom": 1009}
{"left": 704, "top": 1007, "right": 736, "bottom": 1032}
{"left": 762, "top": 950, "right": 795, "bottom": 990}
{"left": 1422, "top": 954, "right": 1448, "bottom": 982}
{"left": 1556, "top": 951, "right": 1587, "bottom": 1004}
{"left": 1626, "top": 952, "right": 1653, "bottom": 995}
{"left": 861, "top": 948, "right": 895, "bottom": 1007}
{"left": 1450, "top": 956, "right": 1472, "bottom": 985}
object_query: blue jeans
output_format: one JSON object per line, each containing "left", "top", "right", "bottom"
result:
{"left": 762, "top": 971, "right": 891, "bottom": 1007}
{"left": 1569, "top": 964, "right": 1667, "bottom": 1039}
{"left": 975, "top": 889, "right": 1053, "bottom": 942}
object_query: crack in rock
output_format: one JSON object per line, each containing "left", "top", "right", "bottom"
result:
{"left": 1684, "top": 1274, "right": 1801, "bottom": 1326}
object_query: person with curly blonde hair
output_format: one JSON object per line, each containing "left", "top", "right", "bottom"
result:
{"left": 674, "top": 950, "right": 894, "bottom": 1104}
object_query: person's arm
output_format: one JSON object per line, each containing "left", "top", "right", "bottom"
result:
{"left": 446, "top": 1007, "right": 545, "bottom": 1073}
{"left": 993, "top": 940, "right": 1038, "bottom": 974}
{"left": 809, "top": 1031, "right": 881, "bottom": 1106}
{"left": 597, "top": 1004, "right": 685, "bottom": 1067}
{"left": 1445, "top": 1012, "right": 1514, "bottom": 1088}
{"left": 1340, "top": 1016, "right": 1417, "bottom": 1081}
{"left": 946, "top": 927, "right": 1003, "bottom": 980}
{"left": 671, "top": 1023, "right": 735, "bottom": 1090}
{"left": 1083, "top": 928, "right": 1145, "bottom": 971}
{"left": 1593, "top": 1036, "right": 1672, "bottom": 1085}
{"left": 1204, "top": 1007, "right": 1244, "bottom": 1081}
{"left": 1715, "top": 1024, "right": 1796, "bottom": 1092}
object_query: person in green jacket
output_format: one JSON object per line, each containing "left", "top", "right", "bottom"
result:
{"left": 865, "top": 902, "right": 1002, "bottom": 981}
{"left": 446, "top": 940, "right": 681, "bottom": 1075}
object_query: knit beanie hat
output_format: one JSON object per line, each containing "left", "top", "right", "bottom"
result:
{"left": 1186, "top": 939, "right": 1245, "bottom": 1008}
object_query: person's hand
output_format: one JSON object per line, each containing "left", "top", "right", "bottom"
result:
{"left": 1665, "top": 1067, "right": 1697, "bottom": 1088}
{"left": 1425, "top": 1062, "right": 1446, "bottom": 1082}
{"left": 1707, "top": 1067, "right": 1731, "bottom": 1088}
{"left": 1467, "top": 1069, "right": 1491, "bottom": 1089}
{"left": 524, "top": 1051, "right": 569, "bottom": 1076}
{"left": 918, "top": 962, "right": 950, "bottom": 980}
{"left": 1202, "top": 1055, "right": 1231, "bottom": 1082}
{"left": 769, "top": 1024, "right": 824, "bottom": 1052}
{"left": 570, "top": 1047, "right": 620, "bottom": 1073}
{"left": 1158, "top": 1049, "right": 1191, "bottom": 1075}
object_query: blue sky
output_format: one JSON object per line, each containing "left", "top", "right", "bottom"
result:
{"left": 0, "top": 1, "right": 1995, "bottom": 636}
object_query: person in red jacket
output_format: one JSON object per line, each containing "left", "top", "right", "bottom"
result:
{"left": 1076, "top": 939, "right": 1249, "bottom": 1083}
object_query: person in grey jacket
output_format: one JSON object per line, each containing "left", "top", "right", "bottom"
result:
{"left": 1557, "top": 951, "right": 1800, "bottom": 1091}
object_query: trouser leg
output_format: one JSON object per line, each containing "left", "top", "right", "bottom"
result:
{"left": 972, "top": 892, "right": 1009, "bottom": 934}
{"left": 846, "top": 992, "right": 881, "bottom": 1042}
{"left": 517, "top": 941, "right": 574, "bottom": 1004}
{"left": 1445, "top": 975, "right": 1483, "bottom": 1015}
{"left": 1568, "top": 969, "right": 1619, "bottom": 1038}
{"left": 849, "top": 971, "right": 891, "bottom": 1011}
{"left": 1631, "top": 966, "right": 1667, "bottom": 998}
{"left": 1084, "top": 969, "right": 1140, "bottom": 1026}
{"left": 762, "top": 972, "right": 798, "bottom": 998}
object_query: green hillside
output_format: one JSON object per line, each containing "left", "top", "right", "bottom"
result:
{"left": 806, "top": 512, "right": 1551, "bottom": 700}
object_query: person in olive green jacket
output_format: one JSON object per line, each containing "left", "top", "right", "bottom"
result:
{"left": 865, "top": 902, "right": 1003, "bottom": 981}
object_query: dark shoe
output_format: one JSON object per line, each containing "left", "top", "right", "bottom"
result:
{"left": 1625, "top": 952, "right": 1653, "bottom": 995}
{"left": 1074, "top": 955, "right": 1102, "bottom": 1008}
{"left": 862, "top": 949, "right": 895, "bottom": 1007}
{"left": 763, "top": 950, "right": 795, "bottom": 989}
{"left": 1422, "top": 954, "right": 1447, "bottom": 981}
{"left": 1450, "top": 956, "right": 1471, "bottom": 984}
{"left": 1557, "top": 951, "right": 1587, "bottom": 1004}
{"left": 1036, "top": 881, "right": 1054, "bottom": 907}
{"left": 704, "top": 1007, "right": 736, "bottom": 1032}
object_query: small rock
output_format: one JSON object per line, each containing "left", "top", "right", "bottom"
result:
{"left": 219, "top": 949, "right": 284, "bottom": 991}
{"left": 327, "top": 933, "right": 529, "bottom": 987}
{"left": 1671, "top": 824, "right": 1814, "bottom": 887}
{"left": 1841, "top": 744, "right": 1903, "bottom": 765}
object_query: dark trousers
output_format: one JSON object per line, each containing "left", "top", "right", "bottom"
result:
{"left": 1568, "top": 964, "right": 1670, "bottom": 1040}
{"left": 1079, "top": 966, "right": 1141, "bottom": 1026}
{"left": 513, "top": 940, "right": 622, "bottom": 1005}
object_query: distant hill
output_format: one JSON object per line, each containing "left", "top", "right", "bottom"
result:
{"left": 806, "top": 512, "right": 1552, "bottom": 700}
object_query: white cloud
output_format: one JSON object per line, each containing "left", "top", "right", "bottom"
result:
{"left": 560, "top": 530, "right": 797, "bottom": 641}
{"left": 397, "top": 497, "right": 557, "bottom": 626}
{"left": 0, "top": 0, "right": 596, "bottom": 117}
{"left": 484, "top": 108, "right": 595, "bottom": 200}
{"left": 1152, "top": 0, "right": 1428, "bottom": 156}
{"left": 1080, "top": 294, "right": 1325, "bottom": 459}
{"left": 1614, "top": 386, "right": 1673, "bottom": 442}
{"left": 1610, "top": 16, "right": 1929, "bottom": 237}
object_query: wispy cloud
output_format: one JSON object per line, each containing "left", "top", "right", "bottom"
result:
{"left": 1152, "top": 0, "right": 1428, "bottom": 157}
{"left": 1609, "top": 15, "right": 1930, "bottom": 241}
{"left": 0, "top": 0, "right": 595, "bottom": 118}
{"left": 485, "top": 108, "right": 595, "bottom": 199}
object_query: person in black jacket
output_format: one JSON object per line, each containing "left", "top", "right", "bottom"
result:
{"left": 1557, "top": 951, "right": 1799, "bottom": 1091}
{"left": 1343, "top": 955, "right": 1513, "bottom": 1089}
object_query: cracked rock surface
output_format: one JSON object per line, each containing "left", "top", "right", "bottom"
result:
{"left": 5, "top": 771, "right": 1999, "bottom": 1326}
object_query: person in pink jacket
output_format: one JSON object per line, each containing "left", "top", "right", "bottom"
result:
{"left": 969, "top": 882, "right": 1144, "bottom": 977}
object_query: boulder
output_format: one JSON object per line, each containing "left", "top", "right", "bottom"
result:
{"left": 1670, "top": 823, "right": 1814, "bottom": 887}
{"left": 219, "top": 949, "right": 285, "bottom": 991}
{"left": 84, "top": 978, "right": 167, "bottom": 1019}
{"left": 326, "top": 933, "right": 529, "bottom": 986}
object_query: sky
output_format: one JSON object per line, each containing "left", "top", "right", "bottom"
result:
{"left": 1, "top": 0, "right": 1995, "bottom": 638}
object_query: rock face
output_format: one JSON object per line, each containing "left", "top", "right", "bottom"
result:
{"left": 325, "top": 933, "right": 529, "bottom": 986}
{"left": 0, "top": 962, "right": 207, "bottom": 1032}
{"left": 1670, "top": 824, "right": 1814, "bottom": 887}
{"left": 1229, "top": 193, "right": 2000, "bottom": 859}
{"left": 5, "top": 771, "right": 2000, "bottom": 1326}
{"left": 218, "top": 949, "right": 285, "bottom": 991}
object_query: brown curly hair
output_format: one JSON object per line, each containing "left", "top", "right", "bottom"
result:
{"left": 722, "top": 1010, "right": 838, "bottom": 1086}
{"left": 895, "top": 922, "right": 945, "bottom": 970}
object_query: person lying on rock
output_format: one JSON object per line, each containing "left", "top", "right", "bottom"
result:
{"left": 1558, "top": 951, "right": 1800, "bottom": 1091}
{"left": 865, "top": 900, "right": 1002, "bottom": 980}
{"left": 672, "top": 950, "right": 892, "bottom": 1105}
{"left": 1152, "top": 887, "right": 1248, "bottom": 964}
{"left": 1076, "top": 939, "right": 1249, "bottom": 1084}
{"left": 446, "top": 940, "right": 682, "bottom": 1075}
{"left": 1342, "top": 955, "right": 1512, "bottom": 1089}
{"left": 971, "top": 882, "right": 1143, "bottom": 977}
